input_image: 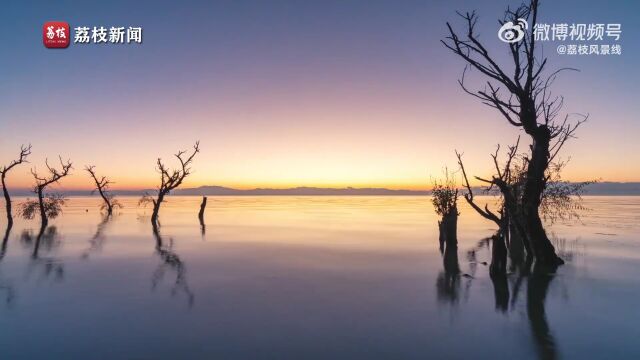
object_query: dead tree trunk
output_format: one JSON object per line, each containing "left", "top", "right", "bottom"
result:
{"left": 509, "top": 217, "right": 526, "bottom": 264}
{"left": 522, "top": 124, "right": 563, "bottom": 265}
{"left": 438, "top": 210, "right": 458, "bottom": 249}
{"left": 1, "top": 175, "right": 12, "bottom": 229}
{"left": 151, "top": 194, "right": 164, "bottom": 226}
{"left": 198, "top": 196, "right": 207, "bottom": 235}
{"left": 198, "top": 196, "right": 207, "bottom": 221}
{"left": 37, "top": 187, "right": 48, "bottom": 229}
{"left": 0, "top": 145, "right": 31, "bottom": 229}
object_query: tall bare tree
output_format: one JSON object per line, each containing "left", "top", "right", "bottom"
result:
{"left": 0, "top": 144, "right": 32, "bottom": 228}
{"left": 85, "top": 165, "right": 119, "bottom": 215}
{"left": 442, "top": 0, "right": 586, "bottom": 266}
{"left": 21, "top": 157, "right": 72, "bottom": 229}
{"left": 145, "top": 141, "right": 200, "bottom": 226}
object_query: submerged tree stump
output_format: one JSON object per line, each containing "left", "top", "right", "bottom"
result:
{"left": 198, "top": 196, "right": 207, "bottom": 221}
{"left": 438, "top": 210, "right": 458, "bottom": 249}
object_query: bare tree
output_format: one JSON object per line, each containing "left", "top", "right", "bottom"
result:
{"left": 144, "top": 142, "right": 200, "bottom": 226}
{"left": 442, "top": 0, "right": 587, "bottom": 266}
{"left": 431, "top": 170, "right": 459, "bottom": 249}
{"left": 456, "top": 139, "right": 594, "bottom": 269}
{"left": 0, "top": 144, "right": 32, "bottom": 228}
{"left": 21, "top": 157, "right": 72, "bottom": 229}
{"left": 457, "top": 137, "right": 532, "bottom": 274}
{"left": 85, "top": 165, "right": 120, "bottom": 215}
{"left": 456, "top": 138, "right": 525, "bottom": 237}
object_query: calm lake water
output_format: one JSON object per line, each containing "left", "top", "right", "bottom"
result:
{"left": 0, "top": 196, "right": 638, "bottom": 359}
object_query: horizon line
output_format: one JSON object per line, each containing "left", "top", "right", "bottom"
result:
{"left": 5, "top": 181, "right": 640, "bottom": 195}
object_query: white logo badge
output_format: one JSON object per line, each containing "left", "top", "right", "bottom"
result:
{"left": 498, "top": 18, "right": 528, "bottom": 43}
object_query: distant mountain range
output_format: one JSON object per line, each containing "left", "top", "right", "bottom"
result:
{"left": 171, "top": 182, "right": 640, "bottom": 196}
{"left": 580, "top": 182, "right": 640, "bottom": 195}
{"left": 6, "top": 182, "right": 640, "bottom": 196}
{"left": 172, "top": 186, "right": 430, "bottom": 196}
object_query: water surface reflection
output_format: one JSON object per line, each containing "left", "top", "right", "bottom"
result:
{"left": 152, "top": 223, "right": 195, "bottom": 307}
{"left": 0, "top": 196, "right": 637, "bottom": 359}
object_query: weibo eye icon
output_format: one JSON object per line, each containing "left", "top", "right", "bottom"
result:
{"left": 498, "top": 18, "right": 528, "bottom": 43}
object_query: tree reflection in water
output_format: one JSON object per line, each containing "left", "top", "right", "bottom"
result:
{"left": 0, "top": 226, "right": 16, "bottom": 305}
{"left": 436, "top": 230, "right": 567, "bottom": 360}
{"left": 81, "top": 214, "right": 113, "bottom": 259}
{"left": 526, "top": 267, "right": 557, "bottom": 360}
{"left": 1, "top": 226, "right": 10, "bottom": 260}
{"left": 436, "top": 241, "right": 461, "bottom": 305}
{"left": 489, "top": 233, "right": 509, "bottom": 313}
{"left": 21, "top": 225, "right": 64, "bottom": 280}
{"left": 499, "top": 233, "right": 559, "bottom": 360}
{"left": 151, "top": 224, "right": 195, "bottom": 307}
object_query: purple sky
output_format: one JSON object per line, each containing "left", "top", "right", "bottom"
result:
{"left": 1, "top": 0, "right": 638, "bottom": 189}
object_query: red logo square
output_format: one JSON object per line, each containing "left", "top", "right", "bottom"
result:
{"left": 43, "top": 22, "right": 70, "bottom": 48}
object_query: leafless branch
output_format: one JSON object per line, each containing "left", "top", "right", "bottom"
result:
{"left": 31, "top": 157, "right": 73, "bottom": 191}
{"left": 455, "top": 150, "right": 501, "bottom": 225}
{"left": 0, "top": 144, "right": 32, "bottom": 175}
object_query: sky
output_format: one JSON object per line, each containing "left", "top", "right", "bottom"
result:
{"left": 1, "top": 0, "right": 639, "bottom": 190}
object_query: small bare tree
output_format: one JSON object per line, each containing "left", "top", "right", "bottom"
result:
{"left": 431, "top": 170, "right": 459, "bottom": 249}
{"left": 21, "top": 157, "right": 72, "bottom": 229}
{"left": 0, "top": 144, "right": 32, "bottom": 228}
{"left": 144, "top": 141, "right": 200, "bottom": 226}
{"left": 85, "top": 165, "right": 120, "bottom": 215}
